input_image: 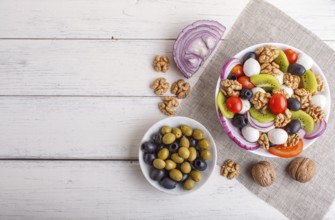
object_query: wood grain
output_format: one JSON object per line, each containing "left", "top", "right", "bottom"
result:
{"left": 0, "top": 40, "right": 334, "bottom": 96}
{"left": 0, "top": 161, "right": 287, "bottom": 220}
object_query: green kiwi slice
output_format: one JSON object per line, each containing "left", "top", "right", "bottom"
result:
{"left": 216, "top": 91, "right": 234, "bottom": 119}
{"left": 291, "top": 110, "right": 315, "bottom": 133}
{"left": 249, "top": 107, "right": 275, "bottom": 123}
{"left": 302, "top": 70, "right": 317, "bottom": 94}
{"left": 250, "top": 74, "right": 280, "bottom": 90}
{"left": 274, "top": 50, "right": 289, "bottom": 73}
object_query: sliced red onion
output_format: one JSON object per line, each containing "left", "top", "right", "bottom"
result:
{"left": 220, "top": 58, "right": 241, "bottom": 79}
{"left": 218, "top": 112, "right": 259, "bottom": 150}
{"left": 173, "top": 20, "right": 226, "bottom": 78}
{"left": 304, "top": 120, "right": 327, "bottom": 140}
{"left": 247, "top": 112, "right": 275, "bottom": 132}
{"left": 297, "top": 129, "right": 306, "bottom": 138}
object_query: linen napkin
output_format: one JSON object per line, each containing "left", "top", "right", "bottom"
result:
{"left": 177, "top": 0, "right": 335, "bottom": 219}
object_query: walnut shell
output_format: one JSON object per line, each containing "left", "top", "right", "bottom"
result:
{"left": 288, "top": 157, "right": 316, "bottom": 183}
{"left": 251, "top": 161, "right": 276, "bottom": 187}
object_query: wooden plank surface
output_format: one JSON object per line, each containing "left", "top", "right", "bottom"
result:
{"left": 0, "top": 160, "right": 288, "bottom": 220}
{"left": 0, "top": 40, "right": 334, "bottom": 96}
{"left": 0, "top": 0, "right": 335, "bottom": 40}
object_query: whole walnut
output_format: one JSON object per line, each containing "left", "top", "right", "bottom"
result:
{"left": 251, "top": 161, "right": 276, "bottom": 187}
{"left": 288, "top": 157, "right": 316, "bottom": 183}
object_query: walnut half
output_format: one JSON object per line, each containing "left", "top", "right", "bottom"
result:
{"left": 158, "top": 96, "right": 179, "bottom": 116}
{"left": 170, "top": 79, "right": 191, "bottom": 99}
{"left": 150, "top": 77, "right": 169, "bottom": 95}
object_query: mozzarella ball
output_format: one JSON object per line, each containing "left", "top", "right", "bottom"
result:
{"left": 275, "top": 71, "right": 284, "bottom": 85}
{"left": 242, "top": 125, "right": 260, "bottom": 142}
{"left": 311, "top": 94, "right": 326, "bottom": 109}
{"left": 239, "top": 99, "right": 251, "bottom": 114}
{"left": 252, "top": 87, "right": 266, "bottom": 99}
{"left": 243, "top": 58, "right": 260, "bottom": 77}
{"left": 296, "top": 53, "right": 314, "bottom": 70}
{"left": 280, "top": 85, "right": 294, "bottom": 97}
{"left": 268, "top": 128, "right": 288, "bottom": 145}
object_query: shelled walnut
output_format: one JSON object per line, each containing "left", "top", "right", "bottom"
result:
{"left": 255, "top": 45, "right": 279, "bottom": 64}
{"left": 153, "top": 55, "right": 169, "bottom": 73}
{"left": 285, "top": 134, "right": 300, "bottom": 147}
{"left": 158, "top": 96, "right": 179, "bottom": 116}
{"left": 305, "top": 105, "right": 325, "bottom": 123}
{"left": 251, "top": 91, "right": 271, "bottom": 113}
{"left": 220, "top": 159, "right": 240, "bottom": 180}
{"left": 316, "top": 75, "right": 325, "bottom": 93}
{"left": 150, "top": 77, "right": 169, "bottom": 95}
{"left": 288, "top": 157, "right": 316, "bottom": 183}
{"left": 272, "top": 87, "right": 290, "bottom": 99}
{"left": 274, "top": 109, "right": 292, "bottom": 128}
{"left": 258, "top": 133, "right": 270, "bottom": 150}
{"left": 292, "top": 88, "right": 312, "bottom": 109}
{"left": 251, "top": 161, "right": 276, "bottom": 187}
{"left": 220, "top": 79, "right": 242, "bottom": 97}
{"left": 284, "top": 73, "right": 300, "bottom": 89}
{"left": 260, "top": 62, "right": 280, "bottom": 75}
{"left": 170, "top": 79, "right": 191, "bottom": 99}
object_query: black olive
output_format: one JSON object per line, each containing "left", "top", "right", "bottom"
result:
{"left": 168, "top": 142, "right": 179, "bottom": 153}
{"left": 151, "top": 132, "right": 162, "bottom": 144}
{"left": 288, "top": 63, "right": 306, "bottom": 76}
{"left": 193, "top": 159, "right": 207, "bottom": 171}
{"left": 287, "top": 98, "right": 301, "bottom": 111}
{"left": 149, "top": 167, "right": 166, "bottom": 181}
{"left": 143, "top": 153, "right": 155, "bottom": 165}
{"left": 189, "top": 137, "right": 197, "bottom": 147}
{"left": 159, "top": 177, "right": 177, "bottom": 189}
{"left": 227, "top": 74, "right": 238, "bottom": 80}
{"left": 242, "top": 52, "right": 257, "bottom": 64}
{"left": 141, "top": 141, "right": 157, "bottom": 153}
{"left": 232, "top": 114, "right": 248, "bottom": 128}
{"left": 240, "top": 88, "right": 253, "bottom": 100}
{"left": 285, "top": 119, "right": 301, "bottom": 134}
{"left": 181, "top": 173, "right": 189, "bottom": 182}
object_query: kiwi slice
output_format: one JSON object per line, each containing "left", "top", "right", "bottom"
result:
{"left": 274, "top": 50, "right": 289, "bottom": 72}
{"left": 302, "top": 70, "right": 317, "bottom": 94}
{"left": 291, "top": 110, "right": 314, "bottom": 133}
{"left": 249, "top": 107, "right": 275, "bottom": 123}
{"left": 216, "top": 91, "right": 234, "bottom": 119}
{"left": 250, "top": 74, "right": 280, "bottom": 90}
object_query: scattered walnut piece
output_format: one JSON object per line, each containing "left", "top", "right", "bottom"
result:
{"left": 272, "top": 87, "right": 290, "bottom": 99}
{"left": 251, "top": 91, "right": 271, "bottom": 113}
{"left": 274, "top": 109, "right": 292, "bottom": 128}
{"left": 284, "top": 73, "right": 301, "bottom": 89}
{"left": 255, "top": 46, "right": 279, "bottom": 64}
{"left": 251, "top": 161, "right": 276, "bottom": 187}
{"left": 150, "top": 77, "right": 170, "bottom": 95}
{"left": 153, "top": 55, "right": 169, "bottom": 73}
{"left": 170, "top": 79, "right": 191, "bottom": 99}
{"left": 315, "top": 75, "right": 325, "bottom": 93}
{"left": 288, "top": 157, "right": 316, "bottom": 183}
{"left": 260, "top": 62, "right": 280, "bottom": 75}
{"left": 305, "top": 105, "right": 325, "bottom": 123}
{"left": 220, "top": 79, "right": 242, "bottom": 97}
{"left": 158, "top": 96, "right": 179, "bottom": 116}
{"left": 258, "top": 133, "right": 270, "bottom": 150}
{"left": 220, "top": 159, "right": 240, "bottom": 180}
{"left": 292, "top": 88, "right": 312, "bottom": 109}
{"left": 285, "top": 134, "right": 300, "bottom": 147}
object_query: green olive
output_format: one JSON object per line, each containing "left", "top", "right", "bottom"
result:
{"left": 178, "top": 147, "right": 190, "bottom": 159}
{"left": 180, "top": 125, "right": 193, "bottom": 137}
{"left": 165, "top": 159, "right": 177, "bottom": 170}
{"left": 190, "top": 170, "right": 202, "bottom": 182}
{"left": 157, "top": 148, "right": 169, "bottom": 160}
{"left": 171, "top": 153, "right": 184, "bottom": 164}
{"left": 188, "top": 147, "right": 197, "bottom": 162}
{"left": 162, "top": 133, "right": 176, "bottom": 145}
{"left": 201, "top": 149, "right": 211, "bottom": 160}
{"left": 192, "top": 129, "right": 204, "bottom": 140}
{"left": 169, "top": 169, "right": 183, "bottom": 182}
{"left": 184, "top": 178, "right": 195, "bottom": 190}
{"left": 172, "top": 128, "right": 182, "bottom": 139}
{"left": 161, "top": 126, "right": 172, "bottom": 134}
{"left": 198, "top": 139, "right": 210, "bottom": 150}
{"left": 179, "top": 136, "right": 190, "bottom": 148}
{"left": 153, "top": 159, "right": 166, "bottom": 170}
{"left": 180, "top": 162, "right": 191, "bottom": 174}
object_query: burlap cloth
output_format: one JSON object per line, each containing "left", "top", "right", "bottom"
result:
{"left": 177, "top": 0, "right": 335, "bottom": 219}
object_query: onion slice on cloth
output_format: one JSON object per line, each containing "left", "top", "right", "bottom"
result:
{"left": 218, "top": 112, "right": 259, "bottom": 150}
{"left": 173, "top": 20, "right": 225, "bottom": 78}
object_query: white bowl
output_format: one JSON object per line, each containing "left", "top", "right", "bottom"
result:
{"left": 215, "top": 43, "right": 331, "bottom": 158}
{"left": 139, "top": 116, "right": 217, "bottom": 195}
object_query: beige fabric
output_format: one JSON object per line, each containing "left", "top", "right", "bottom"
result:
{"left": 177, "top": 0, "right": 335, "bottom": 219}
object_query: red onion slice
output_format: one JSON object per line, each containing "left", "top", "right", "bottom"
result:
{"left": 247, "top": 112, "right": 275, "bottom": 133}
{"left": 173, "top": 20, "right": 225, "bottom": 78}
{"left": 304, "top": 120, "right": 327, "bottom": 139}
{"left": 220, "top": 58, "right": 241, "bottom": 79}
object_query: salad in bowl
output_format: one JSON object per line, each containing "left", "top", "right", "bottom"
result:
{"left": 215, "top": 43, "right": 330, "bottom": 158}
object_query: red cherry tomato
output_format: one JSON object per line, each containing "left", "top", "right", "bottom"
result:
{"left": 231, "top": 65, "right": 244, "bottom": 78}
{"left": 237, "top": 76, "right": 255, "bottom": 89}
{"left": 268, "top": 139, "right": 303, "bottom": 158}
{"left": 226, "top": 96, "right": 242, "bottom": 113}
{"left": 269, "top": 94, "right": 287, "bottom": 114}
{"left": 284, "top": 49, "right": 298, "bottom": 64}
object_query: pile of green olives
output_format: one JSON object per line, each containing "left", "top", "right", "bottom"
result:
{"left": 141, "top": 125, "right": 211, "bottom": 190}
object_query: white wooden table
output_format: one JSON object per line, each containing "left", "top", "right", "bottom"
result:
{"left": 0, "top": 0, "right": 334, "bottom": 219}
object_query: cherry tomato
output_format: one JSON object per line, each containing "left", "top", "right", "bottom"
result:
{"left": 284, "top": 49, "right": 298, "bottom": 64}
{"left": 268, "top": 139, "right": 303, "bottom": 158}
{"left": 226, "top": 96, "right": 242, "bottom": 113}
{"left": 237, "top": 76, "right": 255, "bottom": 89}
{"left": 231, "top": 65, "right": 244, "bottom": 78}
{"left": 269, "top": 94, "right": 287, "bottom": 114}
